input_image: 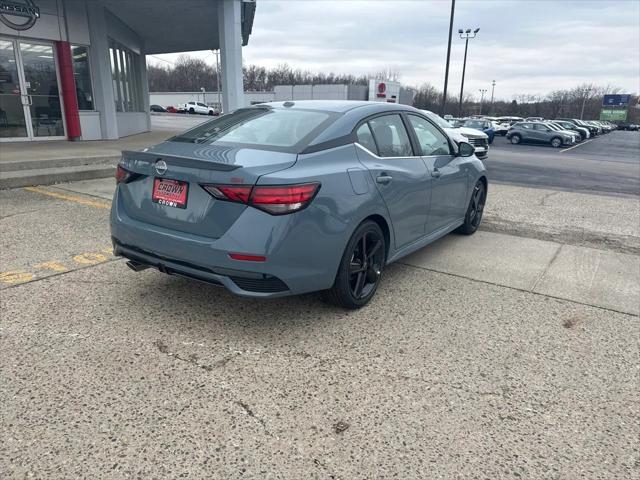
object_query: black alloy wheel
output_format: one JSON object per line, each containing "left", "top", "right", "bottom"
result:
{"left": 456, "top": 180, "right": 487, "bottom": 235}
{"left": 325, "top": 221, "right": 385, "bottom": 309}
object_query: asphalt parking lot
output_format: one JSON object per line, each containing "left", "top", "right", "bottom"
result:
{"left": 487, "top": 130, "right": 640, "bottom": 196}
{"left": 2, "top": 151, "right": 639, "bottom": 478}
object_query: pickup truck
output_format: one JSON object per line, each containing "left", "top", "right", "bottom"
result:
{"left": 178, "top": 101, "right": 218, "bottom": 116}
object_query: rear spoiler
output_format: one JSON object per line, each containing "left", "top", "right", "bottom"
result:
{"left": 121, "top": 149, "right": 241, "bottom": 172}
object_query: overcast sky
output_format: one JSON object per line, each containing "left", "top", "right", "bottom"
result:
{"left": 149, "top": 0, "right": 640, "bottom": 100}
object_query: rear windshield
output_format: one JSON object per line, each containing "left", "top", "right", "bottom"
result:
{"left": 170, "top": 107, "right": 335, "bottom": 152}
{"left": 464, "top": 120, "right": 486, "bottom": 129}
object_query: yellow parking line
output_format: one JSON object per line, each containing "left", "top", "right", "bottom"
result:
{"left": 0, "top": 246, "right": 115, "bottom": 287}
{"left": 24, "top": 186, "right": 111, "bottom": 209}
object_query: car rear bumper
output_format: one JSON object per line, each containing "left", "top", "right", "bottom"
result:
{"left": 110, "top": 187, "right": 343, "bottom": 298}
{"left": 112, "top": 238, "right": 292, "bottom": 297}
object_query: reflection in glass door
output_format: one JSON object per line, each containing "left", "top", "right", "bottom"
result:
{"left": 0, "top": 38, "right": 66, "bottom": 141}
{"left": 20, "top": 42, "right": 65, "bottom": 138}
{"left": 0, "top": 38, "right": 28, "bottom": 138}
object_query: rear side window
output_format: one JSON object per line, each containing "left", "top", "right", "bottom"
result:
{"left": 368, "top": 115, "right": 413, "bottom": 157}
{"left": 408, "top": 115, "right": 451, "bottom": 156}
{"left": 170, "top": 107, "right": 334, "bottom": 152}
{"left": 356, "top": 123, "right": 378, "bottom": 154}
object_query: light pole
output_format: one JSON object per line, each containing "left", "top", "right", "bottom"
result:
{"left": 458, "top": 27, "right": 480, "bottom": 118}
{"left": 200, "top": 86, "right": 206, "bottom": 104}
{"left": 490, "top": 80, "right": 496, "bottom": 115}
{"left": 440, "top": 0, "right": 456, "bottom": 116}
{"left": 212, "top": 49, "right": 222, "bottom": 113}
{"left": 580, "top": 87, "right": 590, "bottom": 119}
{"left": 479, "top": 88, "right": 487, "bottom": 114}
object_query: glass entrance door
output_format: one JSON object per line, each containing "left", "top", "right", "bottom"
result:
{"left": 0, "top": 37, "right": 66, "bottom": 141}
{"left": 0, "top": 38, "right": 28, "bottom": 139}
{"left": 20, "top": 42, "right": 65, "bottom": 138}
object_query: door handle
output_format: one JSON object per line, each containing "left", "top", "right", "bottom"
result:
{"left": 376, "top": 174, "right": 393, "bottom": 184}
{"left": 431, "top": 169, "right": 442, "bottom": 178}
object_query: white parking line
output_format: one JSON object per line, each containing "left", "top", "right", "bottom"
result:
{"left": 560, "top": 138, "right": 593, "bottom": 153}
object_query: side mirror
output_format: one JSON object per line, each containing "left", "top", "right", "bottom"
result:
{"left": 458, "top": 141, "right": 475, "bottom": 157}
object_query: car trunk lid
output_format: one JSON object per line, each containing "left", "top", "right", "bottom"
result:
{"left": 117, "top": 142, "right": 296, "bottom": 239}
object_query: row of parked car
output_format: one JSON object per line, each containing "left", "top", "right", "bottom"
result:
{"left": 446, "top": 114, "right": 634, "bottom": 148}
{"left": 505, "top": 118, "right": 618, "bottom": 147}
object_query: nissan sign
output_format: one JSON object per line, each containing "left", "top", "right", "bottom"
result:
{"left": 0, "top": 0, "right": 40, "bottom": 30}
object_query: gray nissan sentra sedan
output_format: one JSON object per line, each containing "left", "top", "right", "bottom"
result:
{"left": 111, "top": 101, "right": 487, "bottom": 308}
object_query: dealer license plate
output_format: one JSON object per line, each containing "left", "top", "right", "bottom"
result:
{"left": 152, "top": 178, "right": 188, "bottom": 209}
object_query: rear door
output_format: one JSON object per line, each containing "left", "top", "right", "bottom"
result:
{"left": 407, "top": 114, "right": 468, "bottom": 233}
{"left": 354, "top": 114, "right": 430, "bottom": 248}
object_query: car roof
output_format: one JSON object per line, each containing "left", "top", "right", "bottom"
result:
{"left": 250, "top": 101, "right": 427, "bottom": 152}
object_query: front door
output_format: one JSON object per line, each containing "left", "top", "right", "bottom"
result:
{"left": 0, "top": 37, "right": 65, "bottom": 141}
{"left": 406, "top": 114, "right": 469, "bottom": 233}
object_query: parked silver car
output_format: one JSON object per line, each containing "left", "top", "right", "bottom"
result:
{"left": 506, "top": 122, "right": 576, "bottom": 148}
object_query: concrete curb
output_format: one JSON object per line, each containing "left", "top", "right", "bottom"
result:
{"left": 0, "top": 164, "right": 116, "bottom": 189}
{"left": 0, "top": 155, "right": 120, "bottom": 173}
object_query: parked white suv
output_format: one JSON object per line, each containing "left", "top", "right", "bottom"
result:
{"left": 421, "top": 110, "right": 489, "bottom": 159}
{"left": 179, "top": 101, "right": 218, "bottom": 116}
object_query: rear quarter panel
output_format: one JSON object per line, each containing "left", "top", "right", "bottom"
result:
{"left": 256, "top": 143, "right": 392, "bottom": 288}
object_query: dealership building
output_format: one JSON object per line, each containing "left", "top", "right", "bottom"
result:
{"left": 0, "top": 0, "right": 255, "bottom": 142}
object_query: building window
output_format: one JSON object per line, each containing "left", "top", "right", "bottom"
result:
{"left": 108, "top": 40, "right": 142, "bottom": 112}
{"left": 71, "top": 45, "right": 94, "bottom": 110}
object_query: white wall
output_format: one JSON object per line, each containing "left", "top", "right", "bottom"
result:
{"left": 274, "top": 84, "right": 363, "bottom": 102}
{"left": 116, "top": 113, "right": 149, "bottom": 137}
{"left": 79, "top": 111, "right": 101, "bottom": 140}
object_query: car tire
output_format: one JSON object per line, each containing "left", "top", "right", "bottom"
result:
{"left": 510, "top": 134, "right": 521, "bottom": 145}
{"left": 324, "top": 220, "right": 385, "bottom": 309}
{"left": 455, "top": 180, "right": 486, "bottom": 235}
{"left": 208, "top": 110, "right": 214, "bottom": 116}
{"left": 189, "top": 108, "right": 195, "bottom": 114}
{"left": 550, "top": 137, "right": 562, "bottom": 148}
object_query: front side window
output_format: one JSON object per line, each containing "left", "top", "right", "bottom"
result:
{"left": 71, "top": 45, "right": 94, "bottom": 110}
{"left": 408, "top": 115, "right": 451, "bottom": 156}
{"left": 368, "top": 115, "right": 413, "bottom": 157}
{"left": 170, "top": 107, "right": 334, "bottom": 152}
{"left": 533, "top": 124, "right": 548, "bottom": 131}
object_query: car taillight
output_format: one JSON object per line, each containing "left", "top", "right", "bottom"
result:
{"left": 201, "top": 182, "right": 320, "bottom": 215}
{"left": 251, "top": 184, "right": 320, "bottom": 214}
{"left": 115, "top": 164, "right": 139, "bottom": 184}
{"left": 201, "top": 185, "right": 252, "bottom": 203}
